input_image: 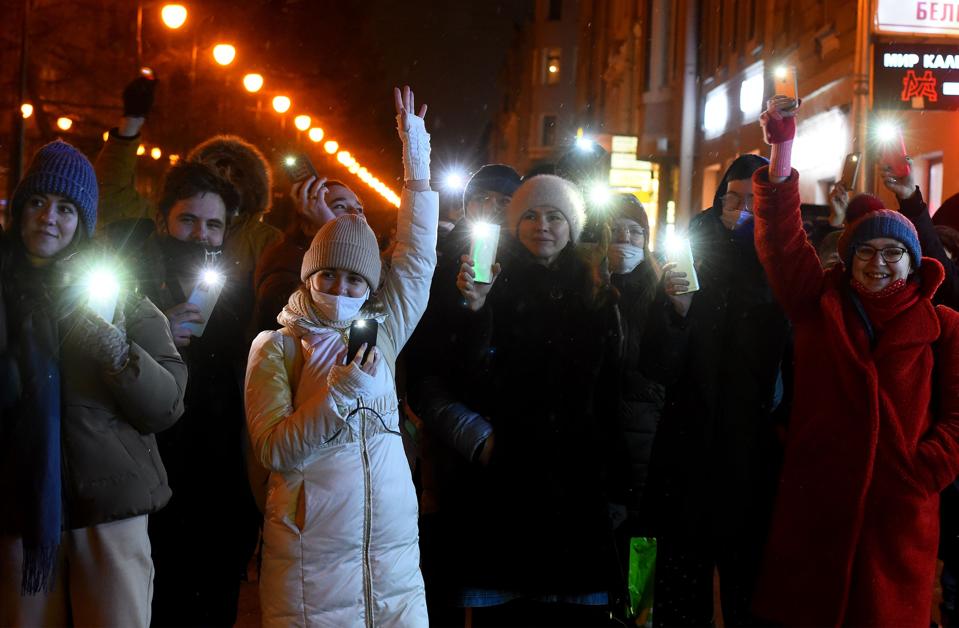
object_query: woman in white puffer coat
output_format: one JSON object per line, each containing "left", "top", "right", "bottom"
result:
{"left": 244, "top": 87, "right": 436, "bottom": 628}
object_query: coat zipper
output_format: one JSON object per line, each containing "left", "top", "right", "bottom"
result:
{"left": 359, "top": 398, "right": 374, "bottom": 628}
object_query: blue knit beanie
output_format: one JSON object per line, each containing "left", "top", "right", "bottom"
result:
{"left": 12, "top": 141, "right": 98, "bottom": 236}
{"left": 838, "top": 209, "right": 921, "bottom": 269}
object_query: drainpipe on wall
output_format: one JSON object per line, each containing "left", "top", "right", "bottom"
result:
{"left": 851, "top": 0, "right": 873, "bottom": 193}
{"left": 677, "top": 0, "right": 699, "bottom": 225}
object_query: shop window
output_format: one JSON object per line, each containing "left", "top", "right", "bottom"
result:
{"left": 928, "top": 158, "right": 944, "bottom": 213}
{"left": 548, "top": 0, "right": 562, "bottom": 20}
{"left": 545, "top": 48, "right": 561, "bottom": 84}
{"left": 541, "top": 115, "right": 557, "bottom": 147}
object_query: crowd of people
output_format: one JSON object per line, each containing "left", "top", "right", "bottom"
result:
{"left": 1, "top": 72, "right": 958, "bottom": 628}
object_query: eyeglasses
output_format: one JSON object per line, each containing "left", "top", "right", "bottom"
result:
{"left": 853, "top": 244, "right": 907, "bottom": 263}
{"left": 611, "top": 225, "right": 646, "bottom": 239}
{"left": 721, "top": 192, "right": 753, "bottom": 211}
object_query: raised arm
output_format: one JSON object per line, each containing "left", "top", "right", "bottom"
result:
{"left": 883, "top": 165, "right": 959, "bottom": 309}
{"left": 94, "top": 76, "right": 159, "bottom": 232}
{"left": 377, "top": 86, "right": 438, "bottom": 351}
{"left": 752, "top": 98, "right": 824, "bottom": 320}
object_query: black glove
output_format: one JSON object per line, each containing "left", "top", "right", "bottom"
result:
{"left": 122, "top": 74, "right": 158, "bottom": 118}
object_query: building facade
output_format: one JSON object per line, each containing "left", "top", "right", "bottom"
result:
{"left": 491, "top": 0, "right": 959, "bottom": 244}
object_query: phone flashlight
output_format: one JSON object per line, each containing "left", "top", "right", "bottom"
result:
{"left": 140, "top": 67, "right": 154, "bottom": 79}
{"left": 589, "top": 182, "right": 611, "bottom": 208}
{"left": 284, "top": 156, "right": 297, "bottom": 167}
{"left": 184, "top": 268, "right": 225, "bottom": 337}
{"left": 471, "top": 222, "right": 500, "bottom": 284}
{"left": 86, "top": 267, "right": 121, "bottom": 323}
{"left": 665, "top": 236, "right": 700, "bottom": 295}
{"left": 876, "top": 122, "right": 910, "bottom": 178}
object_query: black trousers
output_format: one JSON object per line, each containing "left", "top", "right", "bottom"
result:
{"left": 653, "top": 535, "right": 764, "bottom": 627}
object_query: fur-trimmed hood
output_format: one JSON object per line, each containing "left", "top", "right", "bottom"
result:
{"left": 187, "top": 135, "right": 272, "bottom": 217}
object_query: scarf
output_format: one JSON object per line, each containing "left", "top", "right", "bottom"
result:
{"left": 277, "top": 286, "right": 386, "bottom": 338}
{"left": 849, "top": 277, "right": 921, "bottom": 346}
{"left": 5, "top": 256, "right": 64, "bottom": 595}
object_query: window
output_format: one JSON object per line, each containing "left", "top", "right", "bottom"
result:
{"left": 929, "top": 157, "right": 944, "bottom": 213}
{"left": 548, "top": 0, "right": 562, "bottom": 21}
{"left": 545, "top": 48, "right": 561, "bottom": 85}
{"left": 739, "top": 63, "right": 765, "bottom": 121}
{"left": 703, "top": 85, "right": 729, "bottom": 139}
{"left": 541, "top": 115, "right": 557, "bottom": 147}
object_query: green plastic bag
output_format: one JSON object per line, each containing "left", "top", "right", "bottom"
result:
{"left": 628, "top": 537, "right": 656, "bottom": 622}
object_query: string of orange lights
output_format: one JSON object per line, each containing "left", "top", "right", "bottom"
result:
{"left": 19, "top": 3, "right": 403, "bottom": 208}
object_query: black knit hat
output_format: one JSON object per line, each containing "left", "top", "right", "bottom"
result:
{"left": 12, "top": 141, "right": 98, "bottom": 236}
{"left": 463, "top": 164, "right": 522, "bottom": 208}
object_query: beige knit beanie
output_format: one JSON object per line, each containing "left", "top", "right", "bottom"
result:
{"left": 504, "top": 174, "right": 586, "bottom": 242}
{"left": 300, "top": 214, "right": 382, "bottom": 289}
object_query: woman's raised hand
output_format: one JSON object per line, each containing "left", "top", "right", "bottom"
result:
{"left": 662, "top": 261, "right": 694, "bottom": 318}
{"left": 394, "top": 85, "right": 431, "bottom": 188}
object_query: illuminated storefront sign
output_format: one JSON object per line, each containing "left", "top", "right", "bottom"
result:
{"left": 875, "top": 43, "right": 959, "bottom": 110}
{"left": 607, "top": 135, "right": 661, "bottom": 243}
{"left": 877, "top": 1, "right": 959, "bottom": 36}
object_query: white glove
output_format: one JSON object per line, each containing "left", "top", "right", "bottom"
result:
{"left": 396, "top": 112, "right": 431, "bottom": 182}
{"left": 328, "top": 359, "right": 378, "bottom": 405}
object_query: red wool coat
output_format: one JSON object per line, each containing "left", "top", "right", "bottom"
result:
{"left": 750, "top": 167, "right": 959, "bottom": 626}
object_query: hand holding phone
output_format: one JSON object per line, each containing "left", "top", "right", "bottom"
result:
{"left": 773, "top": 65, "right": 799, "bottom": 111}
{"left": 470, "top": 222, "right": 500, "bottom": 284}
{"left": 346, "top": 319, "right": 378, "bottom": 365}
{"left": 878, "top": 126, "right": 911, "bottom": 179}
{"left": 665, "top": 238, "right": 700, "bottom": 295}
{"left": 839, "top": 153, "right": 862, "bottom": 190}
{"left": 183, "top": 270, "right": 225, "bottom": 337}
{"left": 283, "top": 154, "right": 318, "bottom": 185}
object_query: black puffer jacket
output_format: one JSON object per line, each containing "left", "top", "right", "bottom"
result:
{"left": 440, "top": 241, "right": 617, "bottom": 594}
{"left": 604, "top": 261, "right": 664, "bottom": 521}
{"left": 641, "top": 158, "right": 789, "bottom": 543}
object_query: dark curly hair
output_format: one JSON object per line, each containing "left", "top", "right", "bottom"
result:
{"left": 158, "top": 161, "right": 241, "bottom": 220}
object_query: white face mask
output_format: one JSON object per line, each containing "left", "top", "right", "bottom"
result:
{"left": 310, "top": 288, "right": 369, "bottom": 322}
{"left": 608, "top": 243, "right": 645, "bottom": 275}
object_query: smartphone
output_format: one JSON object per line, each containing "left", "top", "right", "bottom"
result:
{"left": 183, "top": 270, "right": 225, "bottom": 337}
{"left": 346, "top": 319, "right": 378, "bottom": 365}
{"left": 283, "top": 153, "right": 318, "bottom": 185}
{"left": 773, "top": 65, "right": 799, "bottom": 110}
{"left": 87, "top": 286, "right": 119, "bottom": 324}
{"left": 470, "top": 222, "right": 500, "bottom": 284}
{"left": 839, "top": 153, "right": 862, "bottom": 190}
{"left": 667, "top": 237, "right": 700, "bottom": 295}
{"left": 879, "top": 127, "right": 911, "bottom": 178}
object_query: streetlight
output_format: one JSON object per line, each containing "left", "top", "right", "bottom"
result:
{"left": 151, "top": 147, "right": 162, "bottom": 160}
{"left": 160, "top": 4, "right": 188, "bottom": 29}
{"left": 272, "top": 95, "right": 291, "bottom": 113}
{"left": 308, "top": 127, "right": 324, "bottom": 142}
{"left": 243, "top": 73, "right": 263, "bottom": 93}
{"left": 56, "top": 117, "right": 72, "bottom": 131}
{"left": 294, "top": 115, "right": 311, "bottom": 131}
{"left": 212, "top": 43, "right": 236, "bottom": 66}
{"left": 324, "top": 140, "right": 339, "bottom": 154}
{"left": 20, "top": 103, "right": 33, "bottom": 119}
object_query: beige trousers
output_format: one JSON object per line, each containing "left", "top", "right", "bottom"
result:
{"left": 0, "top": 515, "right": 153, "bottom": 628}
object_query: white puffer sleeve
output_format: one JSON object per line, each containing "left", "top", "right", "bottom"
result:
{"left": 378, "top": 188, "right": 438, "bottom": 352}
